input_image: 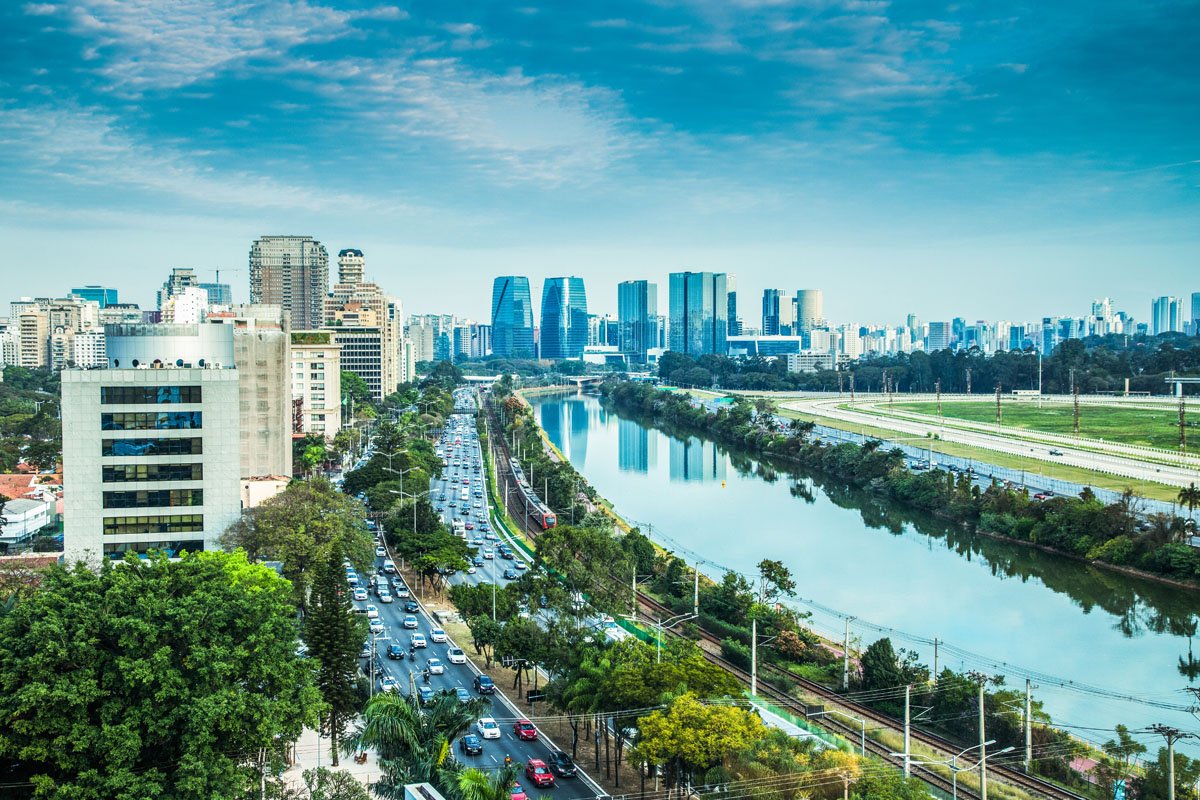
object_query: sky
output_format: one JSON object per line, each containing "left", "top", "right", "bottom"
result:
{"left": 1, "top": 0, "right": 1197, "bottom": 326}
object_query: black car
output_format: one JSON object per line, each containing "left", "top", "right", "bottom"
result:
{"left": 473, "top": 674, "right": 495, "bottom": 694}
{"left": 549, "top": 751, "right": 577, "bottom": 778}
{"left": 503, "top": 569, "right": 518, "bottom": 580}
{"left": 405, "top": 600, "right": 420, "bottom": 613}
{"left": 459, "top": 734, "right": 484, "bottom": 756}
{"left": 417, "top": 685, "right": 436, "bottom": 705}
{"left": 386, "top": 643, "right": 405, "bottom": 660}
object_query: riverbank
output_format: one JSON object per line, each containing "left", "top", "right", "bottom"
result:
{"left": 604, "top": 380, "right": 1200, "bottom": 592}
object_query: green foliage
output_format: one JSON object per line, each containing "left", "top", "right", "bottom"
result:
{"left": 221, "top": 478, "right": 373, "bottom": 611}
{"left": 1136, "top": 746, "right": 1200, "bottom": 800}
{"left": 449, "top": 583, "right": 520, "bottom": 622}
{"left": 341, "top": 370, "right": 372, "bottom": 406}
{"left": 421, "top": 360, "right": 465, "bottom": 391}
{"left": 0, "top": 551, "right": 318, "bottom": 799}
{"left": 0, "top": 367, "right": 61, "bottom": 474}
{"left": 632, "top": 694, "right": 766, "bottom": 788}
{"left": 534, "top": 523, "right": 635, "bottom": 615}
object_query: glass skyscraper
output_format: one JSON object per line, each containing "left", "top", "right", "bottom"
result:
{"left": 71, "top": 286, "right": 118, "bottom": 308}
{"left": 490, "top": 276, "right": 535, "bottom": 359}
{"left": 668, "top": 271, "right": 728, "bottom": 355}
{"left": 539, "top": 276, "right": 588, "bottom": 360}
{"left": 617, "top": 280, "right": 658, "bottom": 363}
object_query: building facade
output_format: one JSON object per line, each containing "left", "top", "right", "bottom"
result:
{"left": 539, "top": 277, "right": 588, "bottom": 360}
{"left": 71, "top": 286, "right": 118, "bottom": 308}
{"left": 491, "top": 276, "right": 535, "bottom": 359}
{"left": 248, "top": 235, "right": 330, "bottom": 329}
{"left": 668, "top": 271, "right": 728, "bottom": 355}
{"left": 1151, "top": 296, "right": 1183, "bottom": 335}
{"left": 290, "top": 330, "right": 342, "bottom": 439}
{"left": 62, "top": 324, "right": 242, "bottom": 564}
{"left": 794, "top": 289, "right": 824, "bottom": 331}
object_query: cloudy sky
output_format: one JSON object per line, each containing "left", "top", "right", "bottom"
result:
{"left": 1, "top": 0, "right": 1197, "bottom": 325}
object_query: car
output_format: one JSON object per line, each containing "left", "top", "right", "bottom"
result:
{"left": 476, "top": 717, "right": 501, "bottom": 739}
{"left": 375, "top": 546, "right": 386, "bottom": 557}
{"left": 501, "top": 550, "right": 515, "bottom": 561}
{"left": 479, "top": 523, "right": 490, "bottom": 532}
{"left": 447, "top": 647, "right": 467, "bottom": 664}
{"left": 525, "top": 760, "right": 555, "bottom": 788}
{"left": 403, "top": 615, "right": 419, "bottom": 629}
{"left": 387, "top": 643, "right": 405, "bottom": 660}
{"left": 405, "top": 601, "right": 420, "bottom": 613}
{"left": 503, "top": 569, "right": 518, "bottom": 580}
{"left": 411, "top": 633, "right": 427, "bottom": 648}
{"left": 1048, "top": 448, "right": 1064, "bottom": 456}
{"left": 426, "top": 658, "right": 445, "bottom": 675}
{"left": 485, "top": 532, "right": 498, "bottom": 541}
{"left": 352, "top": 587, "right": 368, "bottom": 601}
{"left": 482, "top": 549, "right": 494, "bottom": 559}
{"left": 514, "top": 560, "right": 526, "bottom": 571}
{"left": 378, "top": 589, "right": 393, "bottom": 603}
{"left": 473, "top": 556, "right": 485, "bottom": 567}
{"left": 464, "top": 522, "right": 475, "bottom": 531}
{"left": 510, "top": 783, "right": 527, "bottom": 800}
{"left": 347, "top": 573, "right": 360, "bottom": 586}
{"left": 466, "top": 566, "right": 477, "bottom": 574}
{"left": 459, "top": 733, "right": 484, "bottom": 755}
{"left": 369, "top": 620, "right": 385, "bottom": 635}
{"left": 549, "top": 751, "right": 577, "bottom": 778}
{"left": 365, "top": 605, "right": 380, "bottom": 619}
{"left": 513, "top": 720, "right": 537, "bottom": 741}
{"left": 417, "top": 685, "right": 436, "bottom": 705}
{"left": 359, "top": 642, "right": 372, "bottom": 659}
{"left": 396, "top": 586, "right": 411, "bottom": 598}
{"left": 382, "top": 560, "right": 396, "bottom": 574}
{"left": 473, "top": 674, "right": 495, "bottom": 694}
{"left": 380, "top": 675, "right": 400, "bottom": 693}
{"left": 1033, "top": 492, "right": 1050, "bottom": 500}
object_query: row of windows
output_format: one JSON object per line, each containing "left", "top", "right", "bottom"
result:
{"left": 102, "top": 489, "right": 204, "bottom": 509}
{"left": 102, "top": 438, "right": 203, "bottom": 457}
{"left": 100, "top": 411, "right": 203, "bottom": 431}
{"left": 102, "top": 463, "right": 203, "bottom": 483}
{"left": 104, "top": 540, "right": 205, "bottom": 559}
{"left": 101, "top": 386, "right": 202, "bottom": 405}
{"left": 103, "top": 514, "right": 204, "bottom": 536}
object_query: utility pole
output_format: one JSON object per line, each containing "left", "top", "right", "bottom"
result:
{"left": 1181, "top": 394, "right": 1188, "bottom": 453}
{"left": 995, "top": 383, "right": 1002, "bottom": 425}
{"left": 693, "top": 564, "right": 700, "bottom": 620}
{"left": 967, "top": 671, "right": 997, "bottom": 800}
{"left": 1149, "top": 724, "right": 1191, "bottom": 800}
{"left": 1024, "top": 679, "right": 1033, "bottom": 773}
{"left": 751, "top": 617, "right": 758, "bottom": 697}
{"left": 1069, "top": 367, "right": 1075, "bottom": 395}
{"left": 932, "top": 638, "right": 939, "bottom": 683}
{"left": 935, "top": 378, "right": 942, "bottom": 416}
{"left": 849, "top": 373, "right": 855, "bottom": 400}
{"left": 842, "top": 617, "right": 855, "bottom": 690}
{"left": 1073, "top": 382, "right": 1081, "bottom": 437}
{"left": 903, "top": 684, "right": 911, "bottom": 778}
{"left": 966, "top": 367, "right": 972, "bottom": 395}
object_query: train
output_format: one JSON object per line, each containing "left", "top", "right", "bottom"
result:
{"left": 508, "top": 458, "right": 557, "bottom": 530}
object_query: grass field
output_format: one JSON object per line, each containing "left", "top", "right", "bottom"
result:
{"left": 891, "top": 401, "right": 1187, "bottom": 451}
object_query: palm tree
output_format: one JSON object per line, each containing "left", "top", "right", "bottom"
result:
{"left": 1179, "top": 483, "right": 1200, "bottom": 525}
{"left": 456, "top": 765, "right": 520, "bottom": 800}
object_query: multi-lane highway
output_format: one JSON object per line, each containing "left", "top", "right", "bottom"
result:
{"left": 344, "top": 389, "right": 601, "bottom": 797}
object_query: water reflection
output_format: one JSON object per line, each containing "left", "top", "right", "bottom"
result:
{"left": 618, "top": 417, "right": 655, "bottom": 473}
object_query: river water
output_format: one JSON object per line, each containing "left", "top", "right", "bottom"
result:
{"left": 531, "top": 392, "right": 1200, "bottom": 755}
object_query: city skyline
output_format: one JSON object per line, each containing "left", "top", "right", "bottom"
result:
{"left": 1, "top": 2, "right": 1197, "bottom": 321}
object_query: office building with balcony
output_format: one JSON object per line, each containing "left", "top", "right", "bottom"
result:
{"left": 249, "top": 235, "right": 329, "bottom": 329}
{"left": 290, "top": 330, "right": 341, "bottom": 439}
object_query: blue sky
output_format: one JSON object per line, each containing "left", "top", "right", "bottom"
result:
{"left": 1, "top": 0, "right": 1197, "bottom": 325}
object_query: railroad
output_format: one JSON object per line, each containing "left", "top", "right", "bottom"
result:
{"left": 482, "top": 394, "right": 1087, "bottom": 800}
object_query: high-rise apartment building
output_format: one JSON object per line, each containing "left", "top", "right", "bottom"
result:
{"left": 290, "top": 330, "right": 342, "bottom": 439}
{"left": 1152, "top": 296, "right": 1183, "bottom": 335}
{"left": 61, "top": 323, "right": 242, "bottom": 564}
{"left": 71, "top": 286, "right": 118, "bottom": 308}
{"left": 248, "top": 235, "right": 329, "bottom": 329}
{"left": 795, "top": 289, "right": 824, "bottom": 331}
{"left": 160, "top": 287, "right": 210, "bottom": 324}
{"left": 491, "top": 276, "right": 535, "bottom": 359}
{"left": 337, "top": 248, "right": 365, "bottom": 285}
{"left": 208, "top": 306, "right": 293, "bottom": 479}
{"left": 157, "top": 268, "right": 200, "bottom": 311}
{"left": 323, "top": 249, "right": 406, "bottom": 398}
{"left": 10, "top": 296, "right": 103, "bottom": 370}
{"left": 926, "top": 321, "right": 952, "bottom": 352}
{"left": 668, "top": 271, "right": 728, "bottom": 355}
{"left": 539, "top": 277, "right": 588, "bottom": 360}
{"left": 618, "top": 280, "right": 658, "bottom": 363}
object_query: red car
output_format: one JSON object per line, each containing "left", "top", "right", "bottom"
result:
{"left": 510, "top": 784, "right": 527, "bottom": 800}
{"left": 525, "top": 760, "right": 555, "bottom": 788}
{"left": 465, "top": 522, "right": 475, "bottom": 530}
{"left": 513, "top": 719, "right": 538, "bottom": 741}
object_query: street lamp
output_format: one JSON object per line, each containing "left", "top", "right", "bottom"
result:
{"left": 895, "top": 740, "right": 1014, "bottom": 800}
{"left": 369, "top": 630, "right": 388, "bottom": 698}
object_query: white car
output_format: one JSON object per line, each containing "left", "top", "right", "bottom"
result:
{"left": 476, "top": 717, "right": 501, "bottom": 739}
{"left": 426, "top": 657, "right": 445, "bottom": 675}
{"left": 447, "top": 647, "right": 467, "bottom": 665}
{"left": 382, "top": 560, "right": 396, "bottom": 574}
{"left": 378, "top": 590, "right": 393, "bottom": 604}
{"left": 430, "top": 628, "right": 447, "bottom": 643}
{"left": 466, "top": 566, "right": 477, "bottom": 574}
{"left": 380, "top": 675, "right": 400, "bottom": 693}
{"left": 375, "top": 546, "right": 386, "bottom": 557}
{"left": 352, "top": 588, "right": 368, "bottom": 601}
{"left": 366, "top": 605, "right": 380, "bottom": 619}
{"left": 482, "top": 549, "right": 494, "bottom": 559}
{"left": 403, "top": 615, "right": 419, "bottom": 629}
{"left": 369, "top": 620, "right": 385, "bottom": 635}
{"left": 514, "top": 561, "right": 527, "bottom": 571}
{"left": 396, "top": 586, "right": 410, "bottom": 598}
{"left": 410, "top": 633, "right": 427, "bottom": 648}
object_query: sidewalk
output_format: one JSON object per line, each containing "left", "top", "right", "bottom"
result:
{"left": 277, "top": 727, "right": 382, "bottom": 792}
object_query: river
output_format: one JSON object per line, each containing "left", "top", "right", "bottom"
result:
{"left": 530, "top": 391, "right": 1200, "bottom": 756}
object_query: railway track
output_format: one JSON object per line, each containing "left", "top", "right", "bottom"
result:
{"left": 484, "top": 398, "right": 1085, "bottom": 800}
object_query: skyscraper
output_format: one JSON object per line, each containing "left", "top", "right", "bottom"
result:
{"left": 1192, "top": 292, "right": 1200, "bottom": 328}
{"left": 762, "top": 289, "right": 783, "bottom": 335}
{"left": 927, "top": 321, "right": 952, "bottom": 351}
{"left": 539, "top": 277, "right": 588, "bottom": 360}
{"left": 1151, "top": 296, "right": 1183, "bottom": 335}
{"left": 491, "top": 276, "right": 535, "bottom": 359}
{"left": 726, "top": 274, "right": 741, "bottom": 337}
{"left": 337, "top": 248, "right": 365, "bottom": 284}
{"left": 71, "top": 286, "right": 118, "bottom": 308}
{"left": 795, "top": 289, "right": 824, "bottom": 331}
{"left": 157, "top": 268, "right": 199, "bottom": 310}
{"left": 248, "top": 235, "right": 329, "bottom": 330}
{"left": 668, "top": 271, "right": 728, "bottom": 355}
{"left": 198, "top": 282, "right": 233, "bottom": 306}
{"left": 617, "top": 280, "right": 658, "bottom": 363}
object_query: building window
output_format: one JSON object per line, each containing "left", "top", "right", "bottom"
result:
{"left": 102, "top": 437, "right": 203, "bottom": 457}
{"left": 103, "top": 540, "right": 204, "bottom": 558}
{"left": 103, "top": 489, "right": 204, "bottom": 509}
{"left": 102, "top": 463, "right": 203, "bottom": 482}
{"left": 100, "top": 386, "right": 202, "bottom": 404}
{"left": 101, "top": 411, "right": 202, "bottom": 431}
{"left": 102, "top": 514, "right": 205, "bottom": 535}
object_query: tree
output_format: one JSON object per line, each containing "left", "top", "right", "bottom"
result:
{"left": 341, "top": 370, "right": 372, "bottom": 407}
{"left": 456, "top": 765, "right": 520, "bottom": 800}
{"left": 756, "top": 558, "right": 796, "bottom": 605}
{"left": 306, "top": 544, "right": 368, "bottom": 766}
{"left": 632, "top": 694, "right": 766, "bottom": 788}
{"left": 222, "top": 479, "right": 373, "bottom": 611}
{"left": 0, "top": 551, "right": 318, "bottom": 799}
{"left": 1095, "top": 725, "right": 1146, "bottom": 800}
{"left": 300, "top": 442, "right": 328, "bottom": 476}
{"left": 1179, "top": 482, "right": 1200, "bottom": 518}
{"left": 1136, "top": 746, "right": 1200, "bottom": 800}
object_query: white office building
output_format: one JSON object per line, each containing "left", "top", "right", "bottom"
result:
{"left": 290, "top": 330, "right": 342, "bottom": 439}
{"left": 61, "top": 324, "right": 242, "bottom": 565}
